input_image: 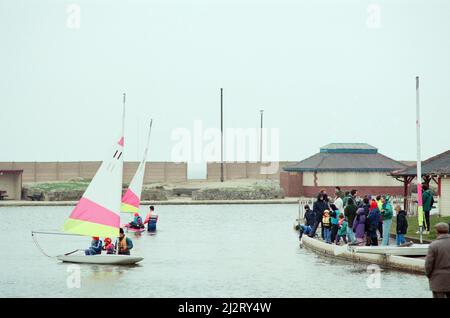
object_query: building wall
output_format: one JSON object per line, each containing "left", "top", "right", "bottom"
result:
{"left": 302, "top": 171, "right": 403, "bottom": 187}
{"left": 207, "top": 161, "right": 296, "bottom": 181}
{"left": 280, "top": 171, "right": 404, "bottom": 197}
{"left": 0, "top": 162, "right": 187, "bottom": 184}
{"left": 0, "top": 172, "right": 22, "bottom": 199}
{"left": 441, "top": 177, "right": 450, "bottom": 217}
{"left": 279, "top": 171, "right": 302, "bottom": 196}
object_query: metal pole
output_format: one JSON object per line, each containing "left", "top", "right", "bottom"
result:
{"left": 416, "top": 76, "right": 424, "bottom": 244}
{"left": 260, "top": 109, "right": 264, "bottom": 163}
{"left": 220, "top": 88, "right": 224, "bottom": 182}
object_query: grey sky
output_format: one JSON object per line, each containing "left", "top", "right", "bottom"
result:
{"left": 1, "top": 0, "right": 449, "bottom": 170}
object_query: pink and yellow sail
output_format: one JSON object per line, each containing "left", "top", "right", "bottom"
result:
{"left": 121, "top": 120, "right": 153, "bottom": 213}
{"left": 63, "top": 96, "right": 126, "bottom": 238}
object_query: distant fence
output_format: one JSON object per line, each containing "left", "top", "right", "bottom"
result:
{"left": 206, "top": 161, "right": 296, "bottom": 181}
{"left": 0, "top": 162, "right": 187, "bottom": 184}
{"left": 297, "top": 195, "right": 439, "bottom": 218}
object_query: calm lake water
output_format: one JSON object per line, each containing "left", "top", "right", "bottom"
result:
{"left": 0, "top": 204, "right": 431, "bottom": 297}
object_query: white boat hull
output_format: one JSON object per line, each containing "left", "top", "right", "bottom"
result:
{"left": 57, "top": 254, "right": 144, "bottom": 265}
{"left": 352, "top": 244, "right": 429, "bottom": 256}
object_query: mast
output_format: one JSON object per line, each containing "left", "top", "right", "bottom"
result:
{"left": 118, "top": 93, "right": 126, "bottom": 254}
{"left": 416, "top": 77, "right": 424, "bottom": 244}
{"left": 143, "top": 119, "right": 153, "bottom": 161}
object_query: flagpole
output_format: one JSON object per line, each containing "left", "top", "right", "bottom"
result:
{"left": 416, "top": 77, "right": 424, "bottom": 244}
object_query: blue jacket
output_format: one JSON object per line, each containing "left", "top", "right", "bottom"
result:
{"left": 367, "top": 208, "right": 380, "bottom": 232}
{"left": 90, "top": 239, "right": 103, "bottom": 254}
{"left": 330, "top": 210, "right": 340, "bottom": 225}
{"left": 133, "top": 216, "right": 143, "bottom": 224}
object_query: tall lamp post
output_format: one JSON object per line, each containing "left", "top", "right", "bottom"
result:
{"left": 220, "top": 88, "right": 224, "bottom": 182}
{"left": 416, "top": 76, "right": 424, "bottom": 244}
{"left": 259, "top": 109, "right": 264, "bottom": 163}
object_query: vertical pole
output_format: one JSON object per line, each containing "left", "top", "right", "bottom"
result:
{"left": 260, "top": 110, "right": 264, "bottom": 163}
{"left": 403, "top": 176, "right": 408, "bottom": 211}
{"left": 118, "top": 92, "right": 126, "bottom": 255}
{"left": 220, "top": 88, "right": 224, "bottom": 182}
{"left": 416, "top": 76, "right": 424, "bottom": 244}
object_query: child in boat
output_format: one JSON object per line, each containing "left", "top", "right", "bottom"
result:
{"left": 85, "top": 236, "right": 103, "bottom": 256}
{"left": 129, "top": 212, "right": 144, "bottom": 229}
{"left": 116, "top": 228, "right": 133, "bottom": 255}
{"left": 395, "top": 205, "right": 408, "bottom": 246}
{"left": 322, "top": 210, "right": 332, "bottom": 244}
{"left": 103, "top": 237, "right": 115, "bottom": 254}
{"left": 335, "top": 213, "right": 348, "bottom": 245}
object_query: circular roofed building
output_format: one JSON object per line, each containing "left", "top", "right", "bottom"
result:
{"left": 280, "top": 143, "right": 407, "bottom": 197}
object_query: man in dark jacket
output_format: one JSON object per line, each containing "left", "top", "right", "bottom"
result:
{"left": 304, "top": 205, "right": 315, "bottom": 227}
{"left": 344, "top": 198, "right": 358, "bottom": 244}
{"left": 395, "top": 205, "right": 408, "bottom": 246}
{"left": 425, "top": 223, "right": 450, "bottom": 298}
{"left": 421, "top": 184, "right": 434, "bottom": 234}
{"left": 308, "top": 193, "right": 328, "bottom": 239}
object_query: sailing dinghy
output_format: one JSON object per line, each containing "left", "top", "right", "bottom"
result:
{"left": 121, "top": 120, "right": 153, "bottom": 234}
{"left": 40, "top": 95, "right": 143, "bottom": 265}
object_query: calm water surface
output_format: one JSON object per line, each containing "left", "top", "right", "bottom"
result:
{"left": 0, "top": 204, "right": 430, "bottom": 297}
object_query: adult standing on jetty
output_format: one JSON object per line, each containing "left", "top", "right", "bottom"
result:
{"left": 334, "top": 195, "right": 344, "bottom": 217}
{"left": 367, "top": 200, "right": 380, "bottom": 246}
{"left": 425, "top": 223, "right": 450, "bottom": 298}
{"left": 344, "top": 198, "right": 358, "bottom": 244}
{"left": 352, "top": 207, "right": 366, "bottom": 245}
{"left": 422, "top": 184, "right": 434, "bottom": 234}
{"left": 335, "top": 186, "right": 345, "bottom": 200}
{"left": 380, "top": 195, "right": 393, "bottom": 246}
{"left": 309, "top": 192, "right": 328, "bottom": 239}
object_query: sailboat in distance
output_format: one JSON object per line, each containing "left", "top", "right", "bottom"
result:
{"left": 121, "top": 120, "right": 153, "bottom": 214}
{"left": 121, "top": 120, "right": 153, "bottom": 233}
{"left": 54, "top": 94, "right": 143, "bottom": 265}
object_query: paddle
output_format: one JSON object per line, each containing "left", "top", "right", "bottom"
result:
{"left": 64, "top": 249, "right": 83, "bottom": 256}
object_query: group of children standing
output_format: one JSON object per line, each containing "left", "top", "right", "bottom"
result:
{"left": 299, "top": 189, "right": 409, "bottom": 246}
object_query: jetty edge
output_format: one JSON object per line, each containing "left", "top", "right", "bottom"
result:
{"left": 301, "top": 235, "right": 425, "bottom": 274}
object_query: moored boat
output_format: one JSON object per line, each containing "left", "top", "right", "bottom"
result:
{"left": 351, "top": 244, "right": 429, "bottom": 256}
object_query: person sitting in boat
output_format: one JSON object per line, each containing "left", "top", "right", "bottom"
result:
{"left": 129, "top": 212, "right": 144, "bottom": 229}
{"left": 144, "top": 205, "right": 159, "bottom": 232}
{"left": 116, "top": 228, "right": 133, "bottom": 255}
{"left": 85, "top": 236, "right": 103, "bottom": 256}
{"left": 103, "top": 237, "right": 115, "bottom": 255}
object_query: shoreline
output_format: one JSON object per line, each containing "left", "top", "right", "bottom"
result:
{"left": 0, "top": 198, "right": 299, "bottom": 207}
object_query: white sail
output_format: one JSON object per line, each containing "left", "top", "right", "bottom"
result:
{"left": 63, "top": 96, "right": 126, "bottom": 238}
{"left": 121, "top": 120, "right": 153, "bottom": 213}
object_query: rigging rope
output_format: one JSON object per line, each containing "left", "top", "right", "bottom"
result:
{"left": 31, "top": 231, "right": 55, "bottom": 258}
{"left": 31, "top": 231, "right": 83, "bottom": 258}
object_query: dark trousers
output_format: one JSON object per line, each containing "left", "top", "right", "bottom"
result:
{"left": 423, "top": 210, "right": 431, "bottom": 231}
{"left": 336, "top": 234, "right": 347, "bottom": 245}
{"left": 331, "top": 224, "right": 339, "bottom": 243}
{"left": 378, "top": 222, "right": 383, "bottom": 238}
{"left": 368, "top": 232, "right": 378, "bottom": 246}
{"left": 309, "top": 220, "right": 322, "bottom": 238}
{"left": 433, "top": 291, "right": 450, "bottom": 298}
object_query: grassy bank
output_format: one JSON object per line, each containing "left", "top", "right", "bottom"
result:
{"left": 391, "top": 215, "right": 450, "bottom": 241}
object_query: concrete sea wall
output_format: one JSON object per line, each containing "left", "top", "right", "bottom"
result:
{"left": 301, "top": 235, "right": 425, "bottom": 274}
